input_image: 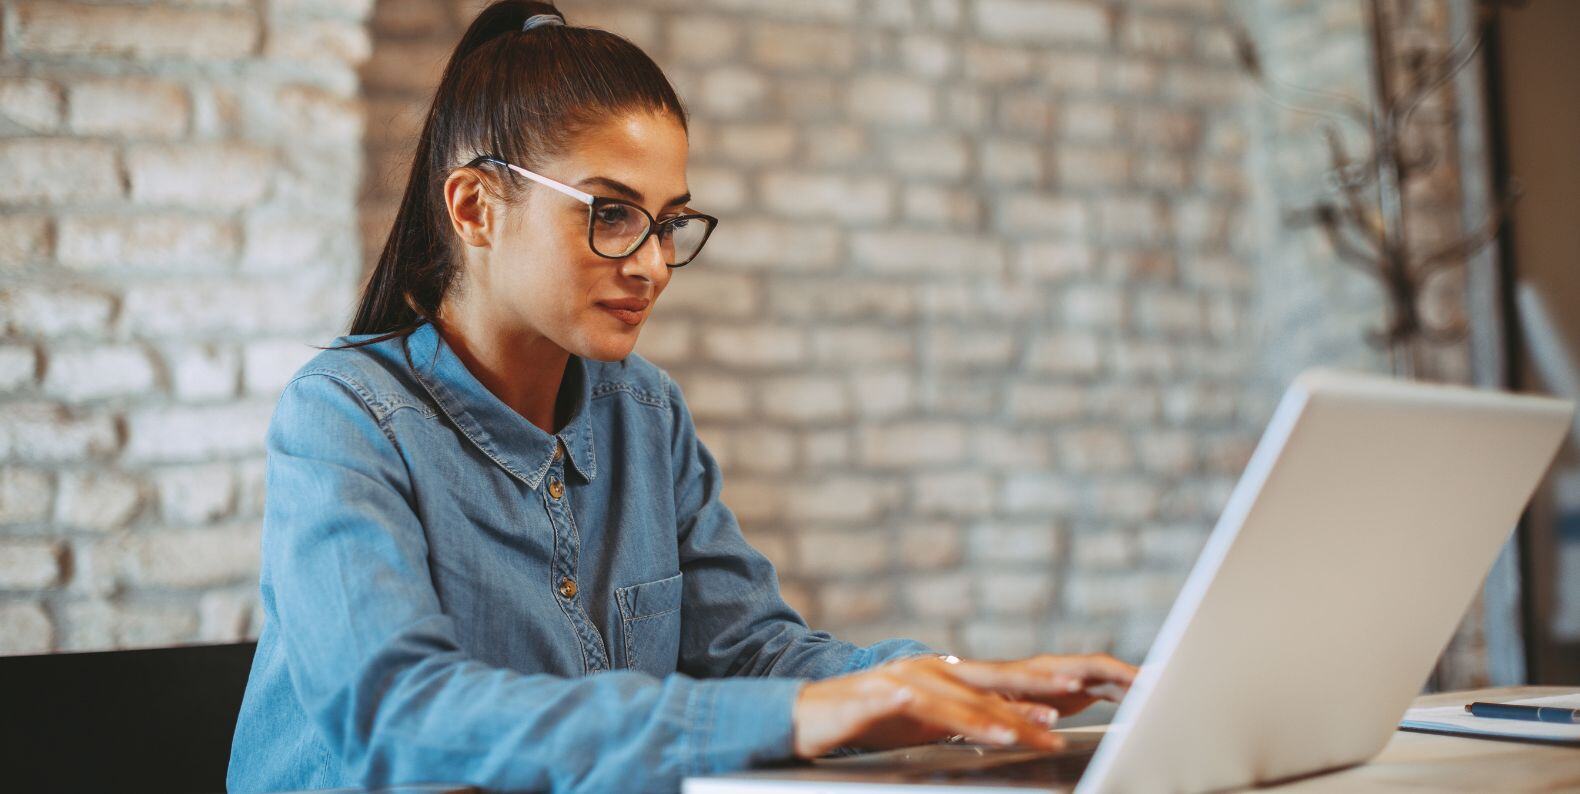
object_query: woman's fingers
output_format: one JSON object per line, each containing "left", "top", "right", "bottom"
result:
{"left": 941, "top": 653, "right": 1138, "bottom": 699}
{"left": 889, "top": 678, "right": 1065, "bottom": 751}
{"left": 895, "top": 665, "right": 1064, "bottom": 750}
{"left": 1005, "top": 699, "right": 1061, "bottom": 728}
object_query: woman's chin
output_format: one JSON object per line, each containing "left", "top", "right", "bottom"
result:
{"left": 576, "top": 332, "right": 640, "bottom": 362}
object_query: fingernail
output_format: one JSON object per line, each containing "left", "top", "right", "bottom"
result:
{"left": 1038, "top": 707, "right": 1061, "bottom": 726}
{"left": 990, "top": 727, "right": 1018, "bottom": 745}
{"left": 1065, "top": 679, "right": 1083, "bottom": 692}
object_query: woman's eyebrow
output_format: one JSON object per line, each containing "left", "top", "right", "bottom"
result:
{"left": 576, "top": 175, "right": 690, "bottom": 207}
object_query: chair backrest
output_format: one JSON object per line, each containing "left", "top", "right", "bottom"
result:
{"left": 0, "top": 641, "right": 257, "bottom": 792}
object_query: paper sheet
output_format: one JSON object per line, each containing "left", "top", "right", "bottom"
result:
{"left": 1399, "top": 694, "right": 1580, "bottom": 744}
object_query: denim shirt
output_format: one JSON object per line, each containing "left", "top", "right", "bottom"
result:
{"left": 226, "top": 320, "right": 936, "bottom": 793}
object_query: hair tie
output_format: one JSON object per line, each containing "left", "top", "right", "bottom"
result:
{"left": 522, "top": 13, "right": 564, "bottom": 32}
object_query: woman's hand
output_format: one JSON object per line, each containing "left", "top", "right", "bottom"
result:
{"left": 790, "top": 652, "right": 1138, "bottom": 759}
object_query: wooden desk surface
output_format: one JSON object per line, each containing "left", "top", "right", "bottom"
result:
{"left": 1266, "top": 686, "right": 1580, "bottom": 791}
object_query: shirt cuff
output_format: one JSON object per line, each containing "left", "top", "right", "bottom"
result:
{"left": 683, "top": 675, "right": 805, "bottom": 775}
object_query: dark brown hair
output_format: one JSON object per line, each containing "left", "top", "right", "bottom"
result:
{"left": 333, "top": 0, "right": 688, "bottom": 350}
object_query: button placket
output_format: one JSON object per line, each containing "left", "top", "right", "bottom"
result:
{"left": 542, "top": 451, "right": 608, "bottom": 672}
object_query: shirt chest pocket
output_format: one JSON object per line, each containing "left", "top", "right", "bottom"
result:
{"left": 614, "top": 572, "right": 683, "bottom": 677}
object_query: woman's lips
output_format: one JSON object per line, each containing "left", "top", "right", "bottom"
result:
{"left": 597, "top": 298, "right": 649, "bottom": 326}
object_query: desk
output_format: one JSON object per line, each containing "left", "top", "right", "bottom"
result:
{"left": 1258, "top": 685, "right": 1580, "bottom": 791}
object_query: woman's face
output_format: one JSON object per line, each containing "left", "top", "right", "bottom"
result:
{"left": 455, "top": 111, "right": 691, "bottom": 362}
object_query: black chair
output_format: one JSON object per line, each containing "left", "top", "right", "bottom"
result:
{"left": 0, "top": 641, "right": 257, "bottom": 793}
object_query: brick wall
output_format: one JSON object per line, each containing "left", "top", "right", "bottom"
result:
{"left": 1, "top": 0, "right": 1495, "bottom": 686}
{"left": 0, "top": 0, "right": 372, "bottom": 652}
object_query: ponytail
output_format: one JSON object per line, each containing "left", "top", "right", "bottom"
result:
{"left": 328, "top": 0, "right": 686, "bottom": 351}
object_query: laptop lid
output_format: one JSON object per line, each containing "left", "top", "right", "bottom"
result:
{"left": 1077, "top": 369, "right": 1573, "bottom": 792}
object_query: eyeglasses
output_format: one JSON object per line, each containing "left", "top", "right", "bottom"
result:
{"left": 464, "top": 156, "right": 718, "bottom": 268}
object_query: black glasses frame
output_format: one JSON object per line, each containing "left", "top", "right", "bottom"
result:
{"left": 465, "top": 156, "right": 719, "bottom": 268}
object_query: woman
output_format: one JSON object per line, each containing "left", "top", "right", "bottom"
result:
{"left": 227, "top": 2, "right": 1137, "bottom": 791}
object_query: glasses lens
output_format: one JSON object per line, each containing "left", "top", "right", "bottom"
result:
{"left": 663, "top": 215, "right": 714, "bottom": 265}
{"left": 591, "top": 202, "right": 648, "bottom": 258}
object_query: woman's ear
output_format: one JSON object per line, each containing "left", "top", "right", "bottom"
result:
{"left": 443, "top": 167, "right": 496, "bottom": 249}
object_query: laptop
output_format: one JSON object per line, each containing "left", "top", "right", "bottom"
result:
{"left": 685, "top": 369, "right": 1574, "bottom": 793}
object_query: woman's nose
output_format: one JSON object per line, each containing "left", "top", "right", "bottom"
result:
{"left": 621, "top": 232, "right": 667, "bottom": 282}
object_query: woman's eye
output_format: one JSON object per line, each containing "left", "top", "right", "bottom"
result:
{"left": 595, "top": 205, "right": 631, "bottom": 226}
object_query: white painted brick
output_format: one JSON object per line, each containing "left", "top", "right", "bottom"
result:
{"left": 126, "top": 143, "right": 273, "bottom": 209}
{"left": 1071, "top": 530, "right": 1138, "bottom": 568}
{"left": 241, "top": 212, "right": 342, "bottom": 273}
{"left": 1086, "top": 479, "right": 1162, "bottom": 521}
{"left": 54, "top": 470, "right": 142, "bottom": 532}
{"left": 801, "top": 430, "right": 851, "bottom": 467}
{"left": 975, "top": 0, "right": 1109, "bottom": 44}
{"left": 674, "top": 374, "right": 751, "bottom": 421}
{"left": 0, "top": 467, "right": 52, "bottom": 525}
{"left": 697, "top": 67, "right": 769, "bottom": 118}
{"left": 0, "top": 345, "right": 38, "bottom": 391}
{"left": 851, "top": 370, "right": 915, "bottom": 418}
{"left": 701, "top": 325, "right": 807, "bottom": 368}
{"left": 1139, "top": 523, "right": 1208, "bottom": 566}
{"left": 667, "top": 16, "right": 742, "bottom": 65}
{"left": 705, "top": 219, "right": 841, "bottom": 271}
{"left": 1, "top": 287, "right": 116, "bottom": 337}
{"left": 61, "top": 600, "right": 198, "bottom": 651}
{"left": 977, "top": 570, "right": 1055, "bottom": 616}
{"left": 1055, "top": 146, "right": 1131, "bottom": 188}
{"left": 979, "top": 139, "right": 1043, "bottom": 185}
{"left": 761, "top": 375, "right": 849, "bottom": 422}
{"left": 198, "top": 587, "right": 257, "bottom": 642}
{"left": 0, "top": 538, "right": 62, "bottom": 588}
{"left": 794, "top": 528, "right": 889, "bottom": 576}
{"left": 819, "top": 581, "right": 892, "bottom": 622}
{"left": 162, "top": 343, "right": 240, "bottom": 400}
{"left": 154, "top": 464, "right": 236, "bottom": 526}
{"left": 970, "top": 427, "right": 1053, "bottom": 469}
{"left": 685, "top": 167, "right": 749, "bottom": 214}
{"left": 784, "top": 478, "right": 893, "bottom": 524}
{"left": 927, "top": 328, "right": 1017, "bottom": 368}
{"left": 901, "top": 185, "right": 981, "bottom": 227}
{"left": 0, "top": 215, "right": 51, "bottom": 270}
{"left": 1002, "top": 472, "right": 1079, "bottom": 514}
{"left": 847, "top": 75, "right": 936, "bottom": 126}
{"left": 912, "top": 470, "right": 995, "bottom": 517}
{"left": 42, "top": 345, "right": 158, "bottom": 402}
{"left": 58, "top": 215, "right": 237, "bottom": 273}
{"left": 997, "top": 193, "right": 1086, "bottom": 237}
{"left": 903, "top": 571, "right": 973, "bottom": 619}
{"left": 961, "top": 619, "right": 1040, "bottom": 659}
{"left": 123, "top": 401, "right": 274, "bottom": 463}
{"left": 1007, "top": 383, "right": 1087, "bottom": 421}
{"left": 119, "top": 523, "right": 261, "bottom": 588}
{"left": 242, "top": 339, "right": 318, "bottom": 396}
{"left": 12, "top": 2, "right": 260, "bottom": 60}
{"left": 812, "top": 327, "right": 913, "bottom": 365}
{"left": 0, "top": 403, "right": 118, "bottom": 462}
{"left": 964, "top": 43, "right": 1035, "bottom": 83}
{"left": 885, "top": 133, "right": 970, "bottom": 180}
{"left": 1014, "top": 241, "right": 1096, "bottom": 281}
{"left": 632, "top": 319, "right": 691, "bottom": 365}
{"left": 730, "top": 428, "right": 796, "bottom": 474}
{"left": 1059, "top": 284, "right": 1126, "bottom": 327}
{"left": 717, "top": 123, "right": 797, "bottom": 165}
{"left": 722, "top": 477, "right": 786, "bottom": 524}
{"left": 969, "top": 520, "right": 1061, "bottom": 563}
{"left": 761, "top": 172, "right": 893, "bottom": 222}
{"left": 0, "top": 602, "right": 52, "bottom": 653}
{"left": 749, "top": 23, "right": 855, "bottom": 71}
{"left": 852, "top": 230, "right": 1005, "bottom": 275}
{"left": 1058, "top": 428, "right": 1133, "bottom": 472}
{"left": 67, "top": 77, "right": 189, "bottom": 138}
{"left": 859, "top": 421, "right": 967, "bottom": 467}
{"left": 1026, "top": 332, "right": 1103, "bottom": 376}
{"left": 897, "top": 522, "right": 963, "bottom": 570}
{"left": 0, "top": 77, "right": 63, "bottom": 132}
{"left": 0, "top": 139, "right": 120, "bottom": 205}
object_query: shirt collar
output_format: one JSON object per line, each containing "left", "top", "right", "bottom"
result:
{"left": 406, "top": 320, "right": 598, "bottom": 489}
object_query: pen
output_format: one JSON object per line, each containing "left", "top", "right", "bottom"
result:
{"left": 1465, "top": 701, "right": 1580, "bottom": 723}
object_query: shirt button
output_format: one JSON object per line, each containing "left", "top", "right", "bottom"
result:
{"left": 558, "top": 577, "right": 577, "bottom": 599}
{"left": 547, "top": 479, "right": 564, "bottom": 499}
